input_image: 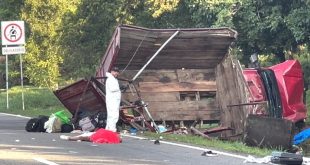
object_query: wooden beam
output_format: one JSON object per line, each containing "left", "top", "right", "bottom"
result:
{"left": 116, "top": 63, "right": 219, "bottom": 70}
{"left": 122, "top": 92, "right": 181, "bottom": 102}
{"left": 150, "top": 111, "right": 220, "bottom": 121}
{"left": 190, "top": 126, "right": 212, "bottom": 139}
{"left": 139, "top": 81, "right": 217, "bottom": 92}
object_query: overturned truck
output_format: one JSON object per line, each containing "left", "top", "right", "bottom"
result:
{"left": 54, "top": 25, "right": 307, "bottom": 148}
{"left": 54, "top": 25, "right": 237, "bottom": 131}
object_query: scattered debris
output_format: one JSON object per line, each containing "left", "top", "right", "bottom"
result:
{"left": 173, "top": 127, "right": 188, "bottom": 135}
{"left": 243, "top": 155, "right": 271, "bottom": 164}
{"left": 68, "top": 151, "right": 78, "bottom": 154}
{"left": 201, "top": 151, "right": 218, "bottom": 157}
{"left": 60, "top": 135, "right": 69, "bottom": 140}
{"left": 271, "top": 151, "right": 303, "bottom": 165}
{"left": 130, "top": 127, "right": 137, "bottom": 135}
{"left": 154, "top": 140, "right": 160, "bottom": 145}
{"left": 158, "top": 125, "right": 167, "bottom": 133}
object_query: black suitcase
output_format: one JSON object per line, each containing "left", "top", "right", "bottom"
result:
{"left": 271, "top": 151, "right": 303, "bottom": 165}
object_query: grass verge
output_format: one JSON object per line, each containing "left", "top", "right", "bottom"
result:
{"left": 141, "top": 132, "right": 272, "bottom": 157}
{"left": 0, "top": 86, "right": 70, "bottom": 117}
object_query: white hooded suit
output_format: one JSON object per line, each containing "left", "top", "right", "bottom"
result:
{"left": 105, "top": 72, "right": 121, "bottom": 132}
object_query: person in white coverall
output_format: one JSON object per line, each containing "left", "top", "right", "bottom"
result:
{"left": 105, "top": 67, "right": 121, "bottom": 132}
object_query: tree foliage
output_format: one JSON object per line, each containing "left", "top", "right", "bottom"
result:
{"left": 188, "top": 0, "right": 240, "bottom": 28}
{"left": 59, "top": 0, "right": 126, "bottom": 78}
{"left": 233, "top": 0, "right": 310, "bottom": 62}
{"left": 21, "top": 0, "right": 76, "bottom": 88}
{"left": 146, "top": 0, "right": 180, "bottom": 18}
{"left": 0, "top": 0, "right": 23, "bottom": 21}
{"left": 0, "top": 0, "right": 309, "bottom": 87}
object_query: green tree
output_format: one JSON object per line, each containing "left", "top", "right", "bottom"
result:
{"left": 188, "top": 0, "right": 240, "bottom": 28}
{"left": 59, "top": 0, "right": 147, "bottom": 78}
{"left": 21, "top": 0, "right": 77, "bottom": 88}
{"left": 146, "top": 0, "right": 180, "bottom": 18}
{"left": 136, "top": 0, "right": 195, "bottom": 28}
{"left": 60, "top": 1, "right": 114, "bottom": 78}
{"left": 233, "top": 0, "right": 310, "bottom": 63}
{"left": 285, "top": 1, "right": 310, "bottom": 45}
{"left": 0, "top": 0, "right": 23, "bottom": 21}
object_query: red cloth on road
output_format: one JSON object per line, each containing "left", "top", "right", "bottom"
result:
{"left": 89, "top": 128, "right": 121, "bottom": 144}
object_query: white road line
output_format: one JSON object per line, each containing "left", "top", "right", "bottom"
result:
{"left": 122, "top": 134, "right": 248, "bottom": 159}
{"left": 33, "top": 157, "right": 59, "bottom": 165}
{"left": 0, "top": 112, "right": 30, "bottom": 119}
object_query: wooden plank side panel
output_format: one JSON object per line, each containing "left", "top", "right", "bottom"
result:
{"left": 176, "top": 69, "right": 215, "bottom": 82}
{"left": 147, "top": 100, "right": 218, "bottom": 111}
{"left": 120, "top": 37, "right": 235, "bottom": 48}
{"left": 147, "top": 63, "right": 219, "bottom": 70}
{"left": 118, "top": 46, "right": 229, "bottom": 55}
{"left": 122, "top": 92, "right": 180, "bottom": 102}
{"left": 120, "top": 26, "right": 235, "bottom": 38}
{"left": 117, "top": 51, "right": 226, "bottom": 61}
{"left": 139, "top": 81, "right": 217, "bottom": 92}
{"left": 216, "top": 56, "right": 250, "bottom": 140}
{"left": 151, "top": 110, "right": 220, "bottom": 121}
{"left": 120, "top": 69, "right": 216, "bottom": 82}
{"left": 146, "top": 100, "right": 219, "bottom": 121}
{"left": 120, "top": 70, "right": 178, "bottom": 82}
{"left": 120, "top": 68, "right": 219, "bottom": 122}
{"left": 216, "top": 57, "right": 237, "bottom": 137}
{"left": 62, "top": 91, "right": 106, "bottom": 115}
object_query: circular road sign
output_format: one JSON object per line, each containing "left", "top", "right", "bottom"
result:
{"left": 1, "top": 21, "right": 25, "bottom": 46}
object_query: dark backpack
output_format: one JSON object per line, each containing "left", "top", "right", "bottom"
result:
{"left": 61, "top": 124, "right": 74, "bottom": 133}
{"left": 95, "top": 111, "right": 107, "bottom": 128}
{"left": 25, "top": 118, "right": 40, "bottom": 132}
{"left": 25, "top": 115, "right": 49, "bottom": 132}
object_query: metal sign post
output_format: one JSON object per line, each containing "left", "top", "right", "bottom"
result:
{"left": 20, "top": 54, "right": 24, "bottom": 110}
{"left": 5, "top": 54, "right": 9, "bottom": 109}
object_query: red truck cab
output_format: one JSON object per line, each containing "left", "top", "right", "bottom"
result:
{"left": 243, "top": 60, "right": 307, "bottom": 124}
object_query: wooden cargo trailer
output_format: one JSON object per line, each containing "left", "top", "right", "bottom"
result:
{"left": 96, "top": 25, "right": 237, "bottom": 125}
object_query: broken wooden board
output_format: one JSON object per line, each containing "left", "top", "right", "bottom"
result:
{"left": 243, "top": 114, "right": 295, "bottom": 149}
{"left": 53, "top": 79, "right": 107, "bottom": 116}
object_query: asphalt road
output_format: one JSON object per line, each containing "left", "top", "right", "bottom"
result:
{"left": 0, "top": 113, "right": 259, "bottom": 165}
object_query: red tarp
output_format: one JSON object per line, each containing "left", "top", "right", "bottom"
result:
{"left": 269, "top": 60, "right": 307, "bottom": 122}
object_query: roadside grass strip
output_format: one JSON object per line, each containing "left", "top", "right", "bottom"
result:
{"left": 122, "top": 134, "right": 248, "bottom": 160}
